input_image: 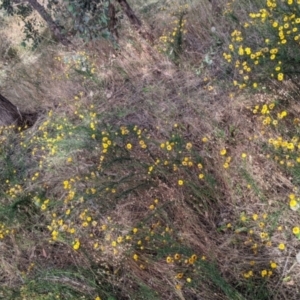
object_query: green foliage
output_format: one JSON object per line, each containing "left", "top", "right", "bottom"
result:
{"left": 51, "top": 0, "right": 112, "bottom": 40}
{"left": 0, "top": 0, "right": 43, "bottom": 48}
{"left": 0, "top": 0, "right": 14, "bottom": 15}
{"left": 235, "top": 278, "right": 271, "bottom": 300}
{"left": 21, "top": 18, "right": 43, "bottom": 49}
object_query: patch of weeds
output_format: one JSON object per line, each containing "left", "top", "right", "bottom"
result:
{"left": 239, "top": 167, "right": 265, "bottom": 201}
{"left": 157, "top": 4, "right": 188, "bottom": 62}
{"left": 223, "top": 0, "right": 300, "bottom": 92}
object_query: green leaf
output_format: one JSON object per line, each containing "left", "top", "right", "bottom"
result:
{"left": 67, "top": 4, "right": 74, "bottom": 12}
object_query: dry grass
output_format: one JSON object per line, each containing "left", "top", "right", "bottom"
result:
{"left": 1, "top": 0, "right": 300, "bottom": 299}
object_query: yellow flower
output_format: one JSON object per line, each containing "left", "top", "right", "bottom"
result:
{"left": 260, "top": 232, "right": 268, "bottom": 239}
{"left": 133, "top": 254, "right": 138, "bottom": 261}
{"left": 261, "top": 269, "right": 268, "bottom": 277}
{"left": 166, "top": 256, "right": 173, "bottom": 263}
{"left": 241, "top": 153, "right": 247, "bottom": 158}
{"left": 126, "top": 143, "right": 132, "bottom": 150}
{"left": 277, "top": 73, "right": 284, "bottom": 81}
{"left": 252, "top": 214, "right": 258, "bottom": 221}
{"left": 278, "top": 243, "right": 285, "bottom": 250}
{"left": 95, "top": 297, "right": 101, "bottom": 300}
{"left": 120, "top": 126, "right": 129, "bottom": 135}
{"left": 174, "top": 253, "right": 181, "bottom": 260}
{"left": 269, "top": 103, "right": 275, "bottom": 109}
{"left": 238, "top": 46, "right": 244, "bottom": 55}
{"left": 245, "top": 47, "right": 251, "bottom": 55}
{"left": 139, "top": 140, "right": 147, "bottom": 149}
{"left": 178, "top": 179, "right": 184, "bottom": 186}
{"left": 270, "top": 262, "right": 277, "bottom": 269}
{"left": 73, "top": 239, "right": 80, "bottom": 250}
{"left": 290, "top": 199, "right": 299, "bottom": 211}
{"left": 261, "top": 104, "right": 268, "bottom": 114}
{"left": 186, "top": 142, "right": 192, "bottom": 150}
{"left": 191, "top": 254, "right": 197, "bottom": 260}
{"left": 223, "top": 162, "right": 229, "bottom": 169}
{"left": 280, "top": 111, "right": 287, "bottom": 118}
{"left": 202, "top": 137, "right": 208, "bottom": 143}
{"left": 149, "top": 204, "right": 155, "bottom": 210}
{"left": 259, "top": 222, "right": 265, "bottom": 228}
{"left": 263, "top": 117, "right": 271, "bottom": 125}
{"left": 82, "top": 222, "right": 89, "bottom": 227}
{"left": 240, "top": 214, "right": 247, "bottom": 222}
{"left": 290, "top": 193, "right": 296, "bottom": 200}
{"left": 198, "top": 173, "right": 205, "bottom": 179}
{"left": 220, "top": 149, "right": 227, "bottom": 156}
{"left": 63, "top": 180, "right": 70, "bottom": 190}
{"left": 293, "top": 226, "right": 300, "bottom": 235}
